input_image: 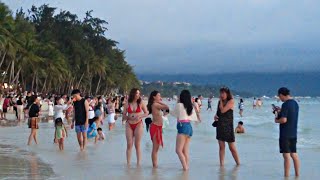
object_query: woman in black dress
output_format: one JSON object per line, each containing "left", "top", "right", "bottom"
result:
{"left": 214, "top": 87, "right": 240, "bottom": 166}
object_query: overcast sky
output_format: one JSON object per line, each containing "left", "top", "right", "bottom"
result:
{"left": 5, "top": 0, "right": 320, "bottom": 74}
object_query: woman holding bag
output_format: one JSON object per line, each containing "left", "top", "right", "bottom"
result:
{"left": 171, "top": 90, "right": 198, "bottom": 171}
{"left": 213, "top": 87, "right": 240, "bottom": 166}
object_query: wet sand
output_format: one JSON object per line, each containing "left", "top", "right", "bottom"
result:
{"left": 0, "top": 144, "right": 54, "bottom": 179}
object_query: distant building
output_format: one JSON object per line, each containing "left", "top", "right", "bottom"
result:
{"left": 182, "top": 82, "right": 191, "bottom": 86}
{"left": 156, "top": 81, "right": 164, "bottom": 86}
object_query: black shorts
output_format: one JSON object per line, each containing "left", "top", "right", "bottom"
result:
{"left": 3, "top": 108, "right": 7, "bottom": 113}
{"left": 279, "top": 138, "right": 297, "bottom": 153}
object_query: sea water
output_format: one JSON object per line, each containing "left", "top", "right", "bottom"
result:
{"left": 0, "top": 98, "right": 319, "bottom": 179}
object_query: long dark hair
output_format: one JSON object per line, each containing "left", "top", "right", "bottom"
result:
{"left": 128, "top": 88, "right": 141, "bottom": 105}
{"left": 54, "top": 97, "right": 61, "bottom": 106}
{"left": 179, "top": 90, "right": 193, "bottom": 116}
{"left": 147, "top": 91, "right": 159, "bottom": 114}
{"left": 220, "top": 87, "right": 233, "bottom": 101}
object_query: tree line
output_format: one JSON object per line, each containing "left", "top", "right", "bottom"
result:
{"left": 0, "top": 3, "right": 140, "bottom": 95}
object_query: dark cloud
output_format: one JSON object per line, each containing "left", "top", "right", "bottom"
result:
{"left": 6, "top": 0, "right": 320, "bottom": 73}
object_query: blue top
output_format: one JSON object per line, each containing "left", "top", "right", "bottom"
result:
{"left": 87, "top": 122, "right": 97, "bottom": 138}
{"left": 279, "top": 99, "right": 299, "bottom": 138}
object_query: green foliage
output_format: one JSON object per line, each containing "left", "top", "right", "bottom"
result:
{"left": 0, "top": 3, "right": 139, "bottom": 95}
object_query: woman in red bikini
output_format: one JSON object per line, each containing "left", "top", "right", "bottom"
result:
{"left": 122, "top": 88, "right": 149, "bottom": 166}
{"left": 147, "top": 91, "right": 169, "bottom": 168}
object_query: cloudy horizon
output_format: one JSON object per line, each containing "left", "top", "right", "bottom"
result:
{"left": 5, "top": 0, "right": 320, "bottom": 74}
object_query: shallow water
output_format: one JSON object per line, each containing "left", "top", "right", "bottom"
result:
{"left": 0, "top": 98, "right": 319, "bottom": 179}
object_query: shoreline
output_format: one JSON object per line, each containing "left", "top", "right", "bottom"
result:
{"left": 0, "top": 143, "right": 55, "bottom": 179}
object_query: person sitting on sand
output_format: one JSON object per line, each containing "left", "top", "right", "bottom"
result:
{"left": 235, "top": 121, "right": 245, "bottom": 133}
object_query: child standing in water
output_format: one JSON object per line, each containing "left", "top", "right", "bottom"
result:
{"left": 54, "top": 118, "right": 68, "bottom": 150}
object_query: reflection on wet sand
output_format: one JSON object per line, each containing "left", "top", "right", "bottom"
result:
{"left": 219, "top": 166, "right": 239, "bottom": 180}
{"left": 125, "top": 166, "right": 143, "bottom": 180}
{"left": 28, "top": 154, "right": 39, "bottom": 180}
{"left": 0, "top": 145, "right": 54, "bottom": 179}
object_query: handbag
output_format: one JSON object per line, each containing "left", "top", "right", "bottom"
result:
{"left": 212, "top": 121, "right": 218, "bottom": 127}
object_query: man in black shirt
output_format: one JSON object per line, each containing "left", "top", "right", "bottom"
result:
{"left": 71, "top": 89, "right": 89, "bottom": 151}
{"left": 274, "top": 87, "right": 300, "bottom": 177}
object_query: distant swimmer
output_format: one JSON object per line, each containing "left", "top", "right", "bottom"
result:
{"left": 235, "top": 121, "right": 245, "bottom": 134}
{"left": 238, "top": 99, "right": 244, "bottom": 117}
{"left": 253, "top": 97, "right": 257, "bottom": 109}
{"left": 193, "top": 98, "right": 201, "bottom": 121}
{"left": 257, "top": 98, "right": 263, "bottom": 108}
{"left": 207, "top": 97, "right": 213, "bottom": 111}
{"left": 197, "top": 95, "right": 203, "bottom": 109}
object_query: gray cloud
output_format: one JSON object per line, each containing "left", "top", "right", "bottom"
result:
{"left": 5, "top": 0, "right": 320, "bottom": 73}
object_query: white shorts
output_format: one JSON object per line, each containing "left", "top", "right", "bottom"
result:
{"left": 107, "top": 113, "right": 116, "bottom": 124}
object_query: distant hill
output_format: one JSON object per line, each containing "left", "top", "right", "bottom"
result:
{"left": 138, "top": 72, "right": 320, "bottom": 97}
{"left": 141, "top": 82, "right": 254, "bottom": 97}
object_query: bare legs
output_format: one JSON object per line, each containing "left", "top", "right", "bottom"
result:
{"left": 239, "top": 110, "right": 243, "bottom": 117}
{"left": 27, "top": 129, "right": 38, "bottom": 145}
{"left": 126, "top": 123, "right": 143, "bottom": 166}
{"left": 283, "top": 153, "right": 300, "bottom": 177}
{"left": 58, "top": 139, "right": 64, "bottom": 150}
{"left": 176, "top": 134, "right": 190, "bottom": 171}
{"left": 109, "top": 123, "right": 115, "bottom": 131}
{"left": 151, "top": 134, "right": 160, "bottom": 168}
{"left": 218, "top": 141, "right": 226, "bottom": 166}
{"left": 218, "top": 140, "right": 240, "bottom": 166}
{"left": 76, "top": 132, "right": 87, "bottom": 151}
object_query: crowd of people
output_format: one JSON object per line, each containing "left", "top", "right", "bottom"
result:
{"left": 0, "top": 86, "right": 300, "bottom": 177}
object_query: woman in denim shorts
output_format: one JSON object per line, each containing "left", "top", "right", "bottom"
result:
{"left": 171, "top": 90, "right": 198, "bottom": 171}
